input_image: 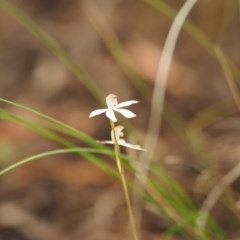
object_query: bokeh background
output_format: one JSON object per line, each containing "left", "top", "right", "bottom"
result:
{"left": 0, "top": 0, "right": 240, "bottom": 239}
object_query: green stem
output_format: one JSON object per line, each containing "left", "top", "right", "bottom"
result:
{"left": 110, "top": 121, "right": 138, "bottom": 240}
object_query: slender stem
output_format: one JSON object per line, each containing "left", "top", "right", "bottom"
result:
{"left": 110, "top": 121, "right": 138, "bottom": 240}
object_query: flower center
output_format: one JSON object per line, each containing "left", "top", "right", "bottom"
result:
{"left": 106, "top": 94, "right": 118, "bottom": 108}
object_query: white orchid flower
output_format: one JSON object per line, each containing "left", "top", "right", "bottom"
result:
{"left": 89, "top": 94, "right": 138, "bottom": 122}
{"left": 97, "top": 125, "right": 146, "bottom": 151}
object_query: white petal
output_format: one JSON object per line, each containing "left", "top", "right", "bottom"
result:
{"left": 97, "top": 140, "right": 114, "bottom": 145}
{"left": 116, "top": 100, "right": 138, "bottom": 108}
{"left": 119, "top": 141, "right": 146, "bottom": 151}
{"left": 115, "top": 109, "right": 136, "bottom": 118}
{"left": 106, "top": 110, "right": 117, "bottom": 122}
{"left": 89, "top": 109, "right": 107, "bottom": 118}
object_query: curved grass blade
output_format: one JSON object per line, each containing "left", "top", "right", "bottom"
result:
{"left": 0, "top": 107, "right": 133, "bottom": 173}
{"left": 0, "top": 148, "right": 119, "bottom": 177}
{"left": 0, "top": 109, "right": 119, "bottom": 176}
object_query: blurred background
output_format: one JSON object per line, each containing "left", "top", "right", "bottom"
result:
{"left": 0, "top": 0, "right": 240, "bottom": 239}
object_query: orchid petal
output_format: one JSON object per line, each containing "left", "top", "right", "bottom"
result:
{"left": 98, "top": 140, "right": 114, "bottom": 145}
{"left": 118, "top": 141, "right": 146, "bottom": 151}
{"left": 97, "top": 125, "right": 145, "bottom": 151}
{"left": 106, "top": 110, "right": 117, "bottom": 122}
{"left": 89, "top": 109, "right": 107, "bottom": 118}
{"left": 115, "top": 109, "right": 136, "bottom": 118}
{"left": 116, "top": 100, "right": 139, "bottom": 108}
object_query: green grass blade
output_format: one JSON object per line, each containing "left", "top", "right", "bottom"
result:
{"left": 0, "top": 148, "right": 118, "bottom": 177}
{"left": 0, "top": 108, "right": 118, "bottom": 176}
{"left": 0, "top": 98, "right": 99, "bottom": 147}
